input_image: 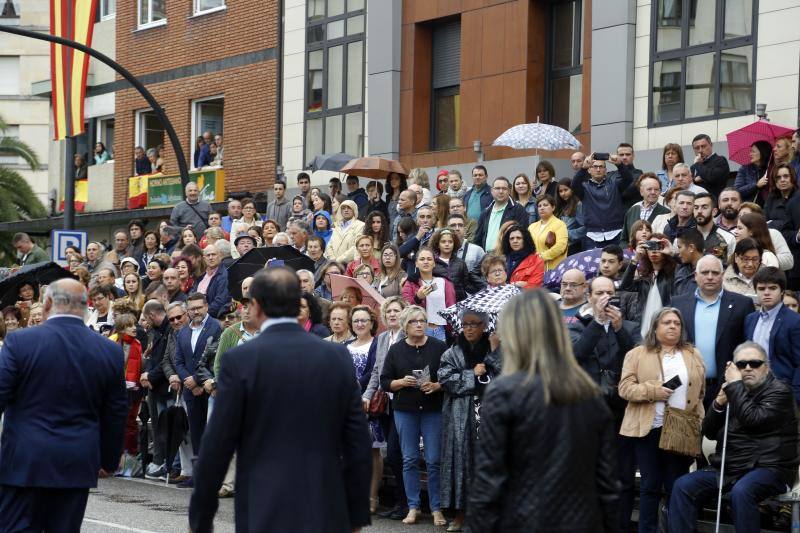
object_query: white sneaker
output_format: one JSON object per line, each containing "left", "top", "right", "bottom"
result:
{"left": 145, "top": 462, "right": 163, "bottom": 476}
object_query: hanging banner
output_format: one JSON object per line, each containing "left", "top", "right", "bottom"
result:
{"left": 50, "top": 0, "right": 97, "bottom": 139}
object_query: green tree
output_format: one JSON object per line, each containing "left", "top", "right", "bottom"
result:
{"left": 0, "top": 117, "right": 48, "bottom": 266}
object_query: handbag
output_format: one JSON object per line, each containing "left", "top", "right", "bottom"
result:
{"left": 545, "top": 230, "right": 556, "bottom": 248}
{"left": 368, "top": 389, "right": 388, "bottom": 418}
{"left": 657, "top": 353, "right": 702, "bottom": 457}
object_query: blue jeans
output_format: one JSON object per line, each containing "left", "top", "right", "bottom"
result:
{"left": 394, "top": 410, "right": 442, "bottom": 511}
{"left": 668, "top": 467, "right": 788, "bottom": 532}
{"left": 634, "top": 428, "right": 692, "bottom": 533}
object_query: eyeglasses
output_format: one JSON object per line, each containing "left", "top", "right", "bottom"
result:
{"left": 168, "top": 314, "right": 186, "bottom": 323}
{"left": 489, "top": 269, "right": 506, "bottom": 276}
{"left": 462, "top": 322, "right": 484, "bottom": 329}
{"left": 352, "top": 318, "right": 371, "bottom": 325}
{"left": 734, "top": 359, "right": 765, "bottom": 370}
{"left": 738, "top": 256, "right": 761, "bottom": 264}
{"left": 407, "top": 319, "right": 426, "bottom": 326}
{"left": 591, "top": 165, "right": 605, "bottom": 170}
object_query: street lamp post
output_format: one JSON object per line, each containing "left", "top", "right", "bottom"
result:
{"left": 0, "top": 24, "right": 190, "bottom": 230}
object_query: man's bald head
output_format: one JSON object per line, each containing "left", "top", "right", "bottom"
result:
{"left": 45, "top": 278, "right": 88, "bottom": 317}
{"left": 695, "top": 254, "right": 724, "bottom": 274}
{"left": 563, "top": 268, "right": 586, "bottom": 284}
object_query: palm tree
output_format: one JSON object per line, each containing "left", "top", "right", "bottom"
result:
{"left": 0, "top": 116, "right": 48, "bottom": 265}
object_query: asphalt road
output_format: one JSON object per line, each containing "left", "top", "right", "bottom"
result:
{"left": 83, "top": 477, "right": 441, "bottom": 532}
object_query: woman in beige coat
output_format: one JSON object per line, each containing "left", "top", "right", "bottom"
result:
{"left": 323, "top": 199, "right": 366, "bottom": 264}
{"left": 619, "top": 307, "right": 706, "bottom": 533}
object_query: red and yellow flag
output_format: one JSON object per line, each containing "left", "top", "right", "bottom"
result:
{"left": 50, "top": 0, "right": 97, "bottom": 140}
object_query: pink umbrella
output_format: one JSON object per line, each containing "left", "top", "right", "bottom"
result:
{"left": 725, "top": 119, "right": 795, "bottom": 166}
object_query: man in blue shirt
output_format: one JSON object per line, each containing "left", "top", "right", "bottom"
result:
{"left": 745, "top": 267, "right": 800, "bottom": 403}
{"left": 221, "top": 198, "right": 242, "bottom": 234}
{"left": 672, "top": 255, "right": 755, "bottom": 407}
{"left": 463, "top": 165, "right": 492, "bottom": 221}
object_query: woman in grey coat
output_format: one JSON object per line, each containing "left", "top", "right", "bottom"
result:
{"left": 438, "top": 310, "right": 501, "bottom": 532}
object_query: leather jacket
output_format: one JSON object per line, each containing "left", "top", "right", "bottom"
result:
{"left": 704, "top": 374, "right": 799, "bottom": 486}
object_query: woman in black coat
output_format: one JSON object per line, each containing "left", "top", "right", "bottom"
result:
{"left": 430, "top": 228, "right": 481, "bottom": 301}
{"left": 466, "top": 290, "right": 619, "bottom": 532}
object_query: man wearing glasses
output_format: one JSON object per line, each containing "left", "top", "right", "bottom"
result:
{"left": 572, "top": 151, "right": 635, "bottom": 250}
{"left": 559, "top": 268, "right": 587, "bottom": 322}
{"left": 745, "top": 267, "right": 800, "bottom": 403}
{"left": 669, "top": 341, "right": 798, "bottom": 532}
{"left": 472, "top": 176, "right": 529, "bottom": 253}
{"left": 448, "top": 213, "right": 486, "bottom": 288}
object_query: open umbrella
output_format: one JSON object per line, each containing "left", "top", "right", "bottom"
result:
{"left": 330, "top": 274, "right": 385, "bottom": 309}
{"left": 340, "top": 156, "right": 408, "bottom": 179}
{"left": 226, "top": 246, "right": 316, "bottom": 301}
{"left": 307, "top": 152, "right": 357, "bottom": 172}
{"left": 438, "top": 284, "right": 522, "bottom": 334}
{"left": 157, "top": 390, "right": 189, "bottom": 486}
{"left": 725, "top": 119, "right": 796, "bottom": 166}
{"left": 493, "top": 120, "right": 581, "bottom": 152}
{"left": 0, "top": 262, "right": 75, "bottom": 309}
{"left": 543, "top": 248, "right": 635, "bottom": 290}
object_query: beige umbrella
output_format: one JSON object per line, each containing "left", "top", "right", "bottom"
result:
{"left": 339, "top": 156, "right": 408, "bottom": 179}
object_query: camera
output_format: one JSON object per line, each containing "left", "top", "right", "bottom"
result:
{"left": 644, "top": 240, "right": 662, "bottom": 251}
{"left": 594, "top": 153, "right": 610, "bottom": 161}
{"left": 606, "top": 296, "right": 621, "bottom": 309}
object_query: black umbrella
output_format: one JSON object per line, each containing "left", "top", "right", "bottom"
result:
{"left": 0, "top": 262, "right": 76, "bottom": 309}
{"left": 306, "top": 152, "right": 357, "bottom": 172}
{"left": 227, "top": 246, "right": 315, "bottom": 301}
{"left": 157, "top": 390, "right": 189, "bottom": 486}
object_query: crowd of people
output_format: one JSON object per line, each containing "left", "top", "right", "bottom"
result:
{"left": 2, "top": 127, "right": 800, "bottom": 532}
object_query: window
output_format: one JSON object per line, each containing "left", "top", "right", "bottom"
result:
{"left": 194, "top": 0, "right": 224, "bottom": 15}
{"left": 430, "top": 20, "right": 461, "bottom": 151}
{"left": 100, "top": 0, "right": 116, "bottom": 19}
{"left": 138, "top": 0, "right": 166, "bottom": 28}
{"left": 0, "top": 0, "right": 20, "bottom": 25}
{"left": 0, "top": 56, "right": 19, "bottom": 95}
{"left": 304, "top": 0, "right": 365, "bottom": 162}
{"left": 547, "top": 0, "right": 583, "bottom": 134}
{"left": 192, "top": 97, "right": 224, "bottom": 168}
{"left": 649, "top": 0, "right": 756, "bottom": 126}
{"left": 135, "top": 110, "right": 165, "bottom": 154}
{"left": 0, "top": 124, "right": 20, "bottom": 165}
{"left": 96, "top": 117, "right": 115, "bottom": 159}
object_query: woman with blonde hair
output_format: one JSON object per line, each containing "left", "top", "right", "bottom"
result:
{"left": 618, "top": 307, "right": 705, "bottom": 533}
{"left": 121, "top": 272, "right": 146, "bottom": 311}
{"left": 466, "top": 290, "right": 618, "bottom": 532}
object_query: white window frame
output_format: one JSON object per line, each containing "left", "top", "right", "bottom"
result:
{"left": 100, "top": 0, "right": 116, "bottom": 20}
{"left": 95, "top": 115, "right": 115, "bottom": 160}
{"left": 0, "top": 124, "right": 20, "bottom": 166}
{"left": 137, "top": 0, "right": 166, "bottom": 30}
{"left": 193, "top": 0, "right": 225, "bottom": 17}
{"left": 190, "top": 95, "right": 224, "bottom": 168}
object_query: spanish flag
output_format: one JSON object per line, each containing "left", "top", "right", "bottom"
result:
{"left": 50, "top": 0, "right": 97, "bottom": 140}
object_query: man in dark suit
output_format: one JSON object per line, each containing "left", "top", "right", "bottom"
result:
{"left": 671, "top": 255, "right": 755, "bottom": 407}
{"left": 473, "top": 177, "right": 529, "bottom": 253}
{"left": 0, "top": 279, "right": 127, "bottom": 531}
{"left": 745, "top": 267, "right": 800, "bottom": 403}
{"left": 189, "top": 267, "right": 372, "bottom": 533}
{"left": 191, "top": 245, "right": 231, "bottom": 319}
{"left": 690, "top": 133, "right": 731, "bottom": 199}
{"left": 174, "top": 292, "right": 223, "bottom": 465}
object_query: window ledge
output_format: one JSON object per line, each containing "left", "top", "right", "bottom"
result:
{"left": 190, "top": 5, "right": 227, "bottom": 19}
{"left": 100, "top": 14, "right": 116, "bottom": 22}
{"left": 134, "top": 19, "right": 167, "bottom": 32}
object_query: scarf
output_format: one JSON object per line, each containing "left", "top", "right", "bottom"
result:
{"left": 506, "top": 249, "right": 530, "bottom": 275}
{"left": 313, "top": 210, "right": 334, "bottom": 245}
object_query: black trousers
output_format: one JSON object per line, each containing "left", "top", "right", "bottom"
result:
{"left": 183, "top": 390, "right": 208, "bottom": 455}
{"left": 0, "top": 485, "right": 89, "bottom": 533}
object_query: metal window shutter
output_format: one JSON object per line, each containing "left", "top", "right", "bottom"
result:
{"left": 432, "top": 20, "right": 461, "bottom": 89}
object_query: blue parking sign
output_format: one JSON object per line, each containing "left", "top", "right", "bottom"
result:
{"left": 51, "top": 230, "right": 88, "bottom": 265}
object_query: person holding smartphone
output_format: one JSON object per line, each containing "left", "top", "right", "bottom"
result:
{"left": 380, "top": 305, "right": 449, "bottom": 527}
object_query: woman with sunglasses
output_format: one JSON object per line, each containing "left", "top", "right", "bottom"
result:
{"left": 439, "top": 310, "right": 501, "bottom": 532}
{"left": 619, "top": 307, "right": 705, "bottom": 533}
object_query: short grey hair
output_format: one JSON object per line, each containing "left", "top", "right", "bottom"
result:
{"left": 296, "top": 269, "right": 314, "bottom": 279}
{"left": 46, "top": 282, "right": 87, "bottom": 315}
{"left": 673, "top": 162, "right": 691, "bottom": 174}
{"left": 167, "top": 301, "right": 187, "bottom": 313}
{"left": 399, "top": 305, "right": 427, "bottom": 333}
{"left": 289, "top": 219, "right": 309, "bottom": 234}
{"left": 695, "top": 255, "right": 724, "bottom": 274}
{"left": 733, "top": 341, "right": 768, "bottom": 362}
{"left": 214, "top": 239, "right": 231, "bottom": 258}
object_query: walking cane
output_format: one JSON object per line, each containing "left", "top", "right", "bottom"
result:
{"left": 715, "top": 404, "right": 731, "bottom": 533}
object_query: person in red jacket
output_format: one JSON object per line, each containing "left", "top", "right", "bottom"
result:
{"left": 402, "top": 248, "right": 456, "bottom": 342}
{"left": 500, "top": 224, "right": 545, "bottom": 289}
{"left": 110, "top": 313, "right": 143, "bottom": 456}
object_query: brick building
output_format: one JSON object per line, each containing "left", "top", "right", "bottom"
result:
{"left": 113, "top": 0, "right": 280, "bottom": 209}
